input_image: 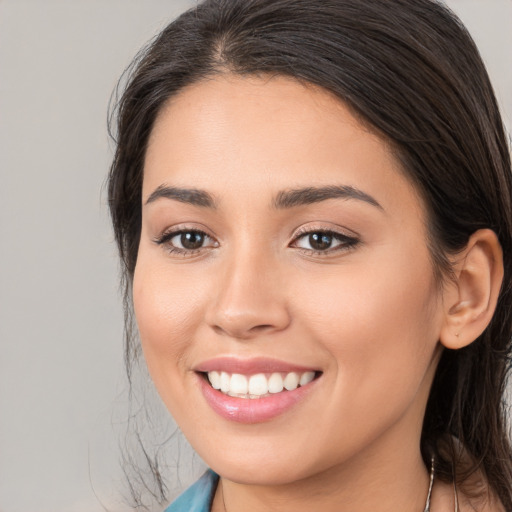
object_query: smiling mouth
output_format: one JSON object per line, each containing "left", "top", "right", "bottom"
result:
{"left": 202, "top": 370, "right": 321, "bottom": 399}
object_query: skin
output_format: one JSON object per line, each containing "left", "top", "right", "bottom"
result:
{"left": 133, "top": 75, "right": 503, "bottom": 511}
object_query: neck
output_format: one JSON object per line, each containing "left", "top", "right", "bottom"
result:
{"left": 213, "top": 441, "right": 430, "bottom": 512}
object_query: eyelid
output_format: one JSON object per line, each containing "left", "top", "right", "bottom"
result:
{"left": 155, "top": 229, "right": 215, "bottom": 245}
{"left": 289, "top": 223, "right": 361, "bottom": 255}
{"left": 153, "top": 223, "right": 219, "bottom": 256}
{"left": 153, "top": 222, "right": 217, "bottom": 242}
{"left": 152, "top": 222, "right": 359, "bottom": 257}
{"left": 291, "top": 222, "right": 359, "bottom": 241}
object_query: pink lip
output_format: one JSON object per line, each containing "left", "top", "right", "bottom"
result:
{"left": 194, "top": 357, "right": 320, "bottom": 424}
{"left": 194, "top": 356, "right": 318, "bottom": 375}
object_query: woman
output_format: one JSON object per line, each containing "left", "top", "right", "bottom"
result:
{"left": 108, "top": 0, "right": 512, "bottom": 510}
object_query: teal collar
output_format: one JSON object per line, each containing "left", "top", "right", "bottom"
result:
{"left": 165, "top": 470, "right": 219, "bottom": 512}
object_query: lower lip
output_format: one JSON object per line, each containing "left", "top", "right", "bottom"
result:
{"left": 197, "top": 374, "right": 318, "bottom": 424}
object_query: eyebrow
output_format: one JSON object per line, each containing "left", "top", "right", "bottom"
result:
{"left": 272, "top": 185, "right": 383, "bottom": 210}
{"left": 144, "top": 183, "right": 382, "bottom": 211}
{"left": 145, "top": 185, "right": 216, "bottom": 208}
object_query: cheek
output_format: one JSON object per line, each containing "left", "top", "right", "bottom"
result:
{"left": 293, "top": 248, "right": 441, "bottom": 399}
{"left": 132, "top": 259, "right": 203, "bottom": 380}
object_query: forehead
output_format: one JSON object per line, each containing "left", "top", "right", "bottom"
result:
{"left": 143, "top": 74, "right": 424, "bottom": 218}
{"left": 146, "top": 74, "right": 369, "bottom": 166}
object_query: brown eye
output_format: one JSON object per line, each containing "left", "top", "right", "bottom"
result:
{"left": 293, "top": 229, "right": 359, "bottom": 254}
{"left": 155, "top": 228, "right": 218, "bottom": 254}
{"left": 308, "top": 232, "right": 333, "bottom": 251}
{"left": 179, "top": 231, "right": 205, "bottom": 250}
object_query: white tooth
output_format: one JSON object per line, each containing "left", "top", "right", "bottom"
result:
{"left": 248, "top": 373, "right": 268, "bottom": 396}
{"left": 220, "top": 372, "right": 230, "bottom": 393}
{"left": 268, "top": 373, "right": 284, "bottom": 393}
{"left": 283, "top": 372, "right": 300, "bottom": 391}
{"left": 230, "top": 374, "right": 248, "bottom": 395}
{"left": 208, "top": 371, "right": 221, "bottom": 390}
{"left": 299, "top": 371, "right": 315, "bottom": 386}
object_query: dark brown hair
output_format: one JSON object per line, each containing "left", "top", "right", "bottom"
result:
{"left": 108, "top": 0, "right": 512, "bottom": 507}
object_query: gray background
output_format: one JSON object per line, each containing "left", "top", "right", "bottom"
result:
{"left": 0, "top": 1, "right": 510, "bottom": 511}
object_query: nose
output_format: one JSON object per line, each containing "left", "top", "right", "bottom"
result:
{"left": 205, "top": 249, "right": 291, "bottom": 340}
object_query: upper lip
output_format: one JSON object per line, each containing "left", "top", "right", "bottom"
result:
{"left": 194, "top": 357, "right": 319, "bottom": 375}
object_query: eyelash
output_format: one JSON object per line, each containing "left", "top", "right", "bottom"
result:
{"left": 154, "top": 228, "right": 217, "bottom": 256}
{"left": 291, "top": 227, "right": 360, "bottom": 255}
{"left": 154, "top": 227, "right": 360, "bottom": 257}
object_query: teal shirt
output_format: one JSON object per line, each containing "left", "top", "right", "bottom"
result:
{"left": 165, "top": 470, "right": 219, "bottom": 512}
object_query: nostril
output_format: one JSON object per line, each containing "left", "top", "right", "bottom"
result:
{"left": 249, "top": 324, "right": 274, "bottom": 333}
{"left": 205, "top": 280, "right": 291, "bottom": 338}
{"left": 212, "top": 325, "right": 225, "bottom": 336}
{"left": 211, "top": 321, "right": 284, "bottom": 339}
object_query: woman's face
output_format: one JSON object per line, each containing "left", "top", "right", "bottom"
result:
{"left": 134, "top": 75, "right": 445, "bottom": 485}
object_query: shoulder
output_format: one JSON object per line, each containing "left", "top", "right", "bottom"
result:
{"left": 164, "top": 470, "right": 219, "bottom": 512}
{"left": 433, "top": 470, "right": 506, "bottom": 512}
{"left": 457, "top": 488, "right": 506, "bottom": 512}
{"left": 457, "top": 470, "right": 506, "bottom": 512}
{"left": 437, "top": 438, "right": 508, "bottom": 512}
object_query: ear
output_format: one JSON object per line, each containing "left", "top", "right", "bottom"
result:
{"left": 439, "top": 229, "right": 504, "bottom": 350}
